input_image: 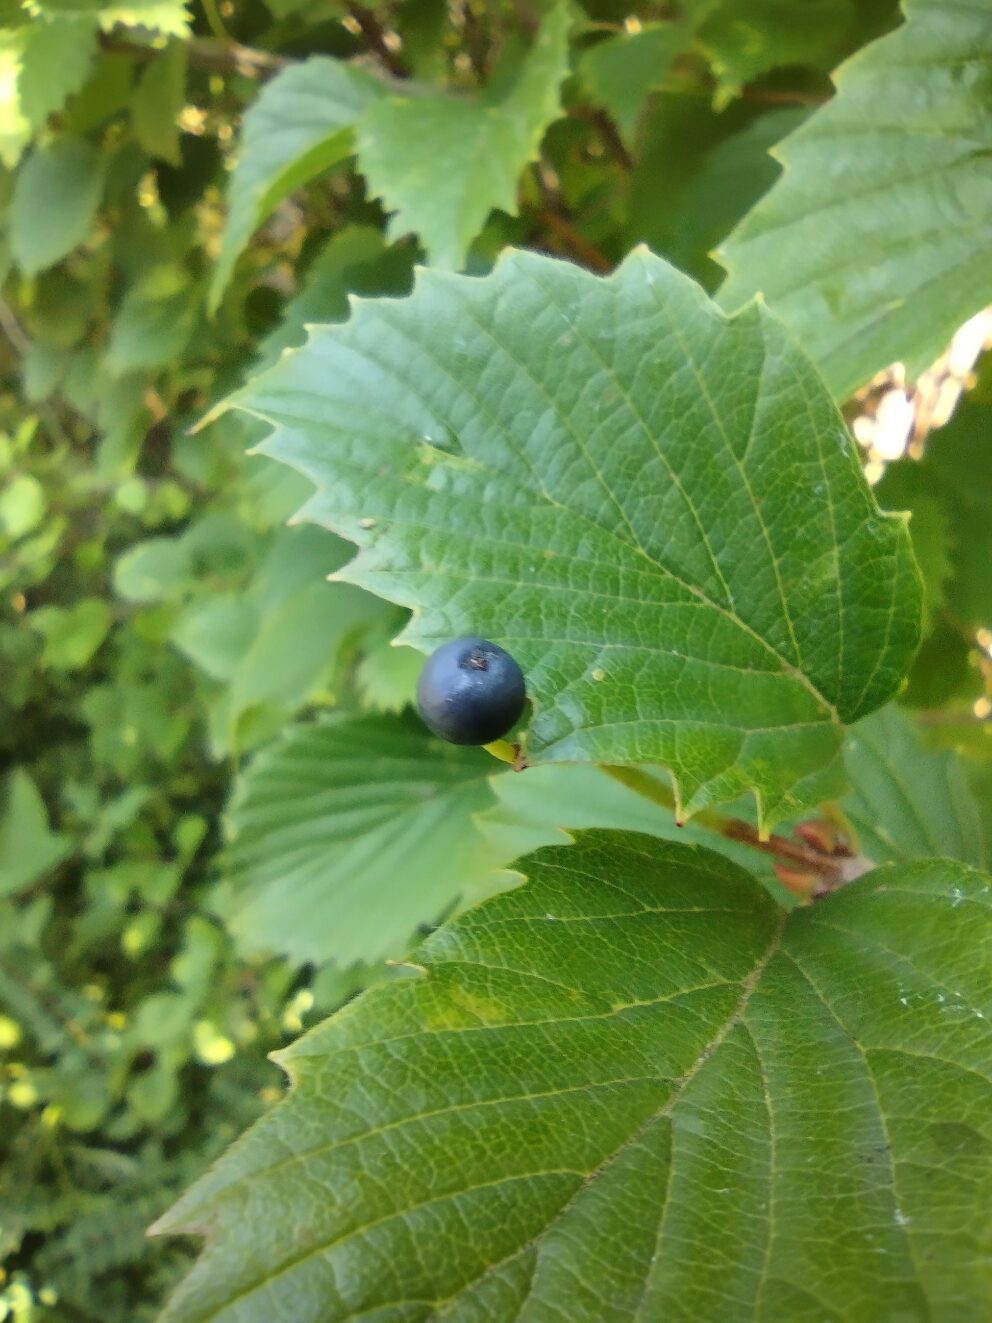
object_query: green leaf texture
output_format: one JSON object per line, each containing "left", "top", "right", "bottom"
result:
{"left": 209, "top": 56, "right": 384, "bottom": 307}
{"left": 231, "top": 248, "right": 922, "bottom": 827}
{"left": 357, "top": 2, "right": 570, "bottom": 269}
{"left": 578, "top": 23, "right": 688, "bottom": 146}
{"left": 154, "top": 831, "right": 992, "bottom": 1321}
{"left": 214, "top": 714, "right": 508, "bottom": 966}
{"left": 718, "top": 0, "right": 992, "bottom": 400}
{"left": 843, "top": 705, "right": 987, "bottom": 870}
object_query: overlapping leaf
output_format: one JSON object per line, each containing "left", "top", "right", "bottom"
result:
{"left": 878, "top": 398, "right": 992, "bottom": 634}
{"left": 578, "top": 23, "right": 688, "bottom": 146}
{"left": 843, "top": 705, "right": 987, "bottom": 869}
{"left": 357, "top": 2, "right": 571, "bottom": 269}
{"left": 229, "top": 247, "right": 921, "bottom": 827}
{"left": 718, "top": 0, "right": 992, "bottom": 400}
{"left": 214, "top": 713, "right": 507, "bottom": 966}
{"left": 209, "top": 57, "right": 385, "bottom": 307}
{"left": 155, "top": 831, "right": 992, "bottom": 1322}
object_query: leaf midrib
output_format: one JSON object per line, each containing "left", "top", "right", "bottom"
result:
{"left": 184, "top": 911, "right": 788, "bottom": 1321}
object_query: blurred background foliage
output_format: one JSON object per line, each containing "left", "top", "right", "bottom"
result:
{"left": 0, "top": 0, "right": 988, "bottom": 1318}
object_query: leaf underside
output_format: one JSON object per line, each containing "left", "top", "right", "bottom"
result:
{"left": 232, "top": 247, "right": 921, "bottom": 827}
{"left": 214, "top": 714, "right": 506, "bottom": 967}
{"left": 154, "top": 831, "right": 992, "bottom": 1323}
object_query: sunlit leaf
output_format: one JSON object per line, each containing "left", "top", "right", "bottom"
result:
{"left": 229, "top": 247, "right": 921, "bottom": 827}
{"left": 718, "top": 0, "right": 992, "bottom": 400}
{"left": 209, "top": 57, "right": 384, "bottom": 308}
{"left": 357, "top": 2, "right": 570, "bottom": 269}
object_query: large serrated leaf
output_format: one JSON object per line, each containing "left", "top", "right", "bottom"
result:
{"left": 717, "top": 0, "right": 992, "bottom": 401}
{"left": 154, "top": 831, "right": 992, "bottom": 1321}
{"left": 209, "top": 57, "right": 385, "bottom": 308}
{"left": 214, "top": 713, "right": 508, "bottom": 966}
{"left": 228, "top": 247, "right": 921, "bottom": 827}
{"left": 357, "top": 2, "right": 570, "bottom": 269}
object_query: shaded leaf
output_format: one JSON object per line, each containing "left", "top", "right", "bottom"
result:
{"left": 209, "top": 56, "right": 384, "bottom": 308}
{"left": 230, "top": 247, "right": 921, "bottom": 827}
{"left": 843, "top": 704, "right": 987, "bottom": 870}
{"left": 105, "top": 266, "right": 200, "bottom": 376}
{"left": 11, "top": 137, "right": 105, "bottom": 274}
{"left": 30, "top": 597, "right": 112, "bottom": 670}
{"left": 718, "top": 0, "right": 992, "bottom": 400}
{"left": 255, "top": 225, "right": 417, "bottom": 371}
{"left": 663, "top": 106, "right": 809, "bottom": 290}
{"left": 155, "top": 831, "right": 992, "bottom": 1322}
{"left": 214, "top": 713, "right": 507, "bottom": 966}
{"left": 357, "top": 2, "right": 570, "bottom": 269}
{"left": 688, "top": 0, "right": 853, "bottom": 104}
{"left": 130, "top": 36, "right": 186, "bottom": 165}
{"left": 0, "top": 770, "right": 72, "bottom": 897}
{"left": 878, "top": 399, "right": 992, "bottom": 635}
{"left": 578, "top": 23, "right": 688, "bottom": 146}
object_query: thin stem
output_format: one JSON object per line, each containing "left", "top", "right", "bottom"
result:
{"left": 99, "top": 33, "right": 288, "bottom": 78}
{"left": 600, "top": 765, "right": 843, "bottom": 880}
{"left": 537, "top": 209, "right": 613, "bottom": 273}
{"left": 201, "top": 0, "right": 230, "bottom": 43}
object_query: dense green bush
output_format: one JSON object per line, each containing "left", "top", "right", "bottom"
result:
{"left": 1, "top": 1, "right": 990, "bottom": 1319}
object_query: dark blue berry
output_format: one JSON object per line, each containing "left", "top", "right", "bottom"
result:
{"left": 416, "top": 637, "right": 526, "bottom": 746}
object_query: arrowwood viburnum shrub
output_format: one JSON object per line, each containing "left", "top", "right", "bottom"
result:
{"left": 4, "top": 0, "right": 991, "bottom": 1319}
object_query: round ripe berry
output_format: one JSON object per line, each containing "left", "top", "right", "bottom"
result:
{"left": 416, "top": 637, "right": 526, "bottom": 746}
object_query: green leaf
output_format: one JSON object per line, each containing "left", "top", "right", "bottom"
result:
{"left": 355, "top": 638, "right": 423, "bottom": 713}
{"left": 873, "top": 451, "right": 952, "bottom": 632}
{"left": 11, "top": 137, "right": 105, "bottom": 275}
{"left": 172, "top": 526, "right": 387, "bottom": 750}
{"left": 478, "top": 761, "right": 775, "bottom": 884}
{"left": 578, "top": 23, "right": 688, "bottom": 146}
{"left": 214, "top": 713, "right": 507, "bottom": 966}
{"left": 688, "top": 0, "right": 853, "bottom": 105}
{"left": 113, "top": 535, "right": 193, "bottom": 603}
{"left": 663, "top": 106, "right": 809, "bottom": 290}
{"left": 255, "top": 225, "right": 417, "bottom": 371}
{"left": 15, "top": 13, "right": 99, "bottom": 132}
{"left": 357, "top": 2, "right": 571, "bottom": 269}
{"left": 230, "top": 247, "right": 922, "bottom": 828}
{"left": 0, "top": 769, "right": 72, "bottom": 897}
{"left": 130, "top": 36, "right": 186, "bottom": 165}
{"left": 209, "top": 56, "right": 385, "bottom": 308}
{"left": 0, "top": 29, "right": 31, "bottom": 167}
{"left": 718, "top": 0, "right": 992, "bottom": 400}
{"left": 154, "top": 832, "right": 992, "bottom": 1322}
{"left": 28, "top": 0, "right": 191, "bottom": 38}
{"left": 30, "top": 597, "right": 112, "bottom": 670}
{"left": 105, "top": 266, "right": 199, "bottom": 375}
{"left": 0, "top": 472, "right": 46, "bottom": 539}
{"left": 843, "top": 704, "right": 987, "bottom": 870}
{"left": 877, "top": 399, "right": 992, "bottom": 634}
